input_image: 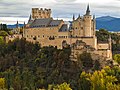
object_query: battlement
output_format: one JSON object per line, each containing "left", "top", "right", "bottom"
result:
{"left": 32, "top": 8, "right": 51, "bottom": 19}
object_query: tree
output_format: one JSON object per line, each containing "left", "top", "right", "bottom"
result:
{"left": 78, "top": 52, "right": 93, "bottom": 69}
{"left": 79, "top": 72, "right": 91, "bottom": 90}
{"left": 88, "top": 67, "right": 118, "bottom": 90}
{"left": 96, "top": 29, "right": 109, "bottom": 42}
{"left": 0, "top": 36, "right": 4, "bottom": 44}
{"left": 51, "top": 82, "right": 72, "bottom": 90}
{"left": 0, "top": 31, "right": 8, "bottom": 36}
{"left": 113, "top": 54, "right": 120, "bottom": 65}
{"left": 93, "top": 60, "right": 101, "bottom": 70}
{"left": 0, "top": 78, "right": 5, "bottom": 89}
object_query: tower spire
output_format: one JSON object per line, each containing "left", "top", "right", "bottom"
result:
{"left": 93, "top": 15, "right": 95, "bottom": 19}
{"left": 86, "top": 4, "right": 90, "bottom": 15}
{"left": 16, "top": 21, "right": 19, "bottom": 28}
{"left": 28, "top": 14, "right": 32, "bottom": 22}
{"left": 73, "top": 14, "right": 75, "bottom": 21}
{"left": 78, "top": 14, "right": 80, "bottom": 18}
{"left": 24, "top": 21, "right": 26, "bottom": 28}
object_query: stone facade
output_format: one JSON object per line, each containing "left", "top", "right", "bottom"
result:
{"left": 23, "top": 5, "right": 112, "bottom": 60}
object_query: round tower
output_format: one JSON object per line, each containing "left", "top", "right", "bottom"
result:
{"left": 83, "top": 5, "right": 92, "bottom": 37}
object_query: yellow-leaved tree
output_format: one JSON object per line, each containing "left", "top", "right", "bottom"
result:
{"left": 49, "top": 82, "right": 72, "bottom": 90}
{"left": 0, "top": 78, "right": 5, "bottom": 89}
{"left": 113, "top": 54, "right": 120, "bottom": 65}
{"left": 80, "top": 66, "right": 118, "bottom": 90}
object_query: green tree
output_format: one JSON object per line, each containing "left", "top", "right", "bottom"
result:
{"left": 93, "top": 60, "right": 101, "bottom": 70}
{"left": 52, "top": 82, "right": 72, "bottom": 90}
{"left": 0, "top": 31, "right": 8, "bottom": 36}
{"left": 0, "top": 36, "right": 4, "bottom": 44}
{"left": 78, "top": 52, "right": 93, "bottom": 69}
{"left": 113, "top": 54, "right": 120, "bottom": 64}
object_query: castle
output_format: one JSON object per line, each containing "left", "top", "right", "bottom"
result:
{"left": 22, "top": 5, "right": 112, "bottom": 60}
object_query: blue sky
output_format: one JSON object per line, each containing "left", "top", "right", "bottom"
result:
{"left": 0, "top": 0, "right": 120, "bottom": 24}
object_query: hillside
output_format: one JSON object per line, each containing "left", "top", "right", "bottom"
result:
{"left": 96, "top": 16, "right": 120, "bottom": 31}
{"left": 7, "top": 24, "right": 24, "bottom": 29}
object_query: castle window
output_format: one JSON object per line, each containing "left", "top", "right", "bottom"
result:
{"left": 43, "top": 35, "right": 44, "bottom": 37}
{"left": 31, "top": 35, "right": 33, "bottom": 37}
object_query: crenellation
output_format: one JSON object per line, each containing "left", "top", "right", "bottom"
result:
{"left": 32, "top": 8, "right": 51, "bottom": 19}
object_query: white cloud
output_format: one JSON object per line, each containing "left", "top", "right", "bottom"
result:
{"left": 75, "top": 0, "right": 114, "bottom": 3}
{"left": 0, "top": 0, "right": 120, "bottom": 24}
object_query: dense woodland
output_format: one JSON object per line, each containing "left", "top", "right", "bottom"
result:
{"left": 0, "top": 38, "right": 119, "bottom": 90}
{"left": 0, "top": 28, "right": 120, "bottom": 90}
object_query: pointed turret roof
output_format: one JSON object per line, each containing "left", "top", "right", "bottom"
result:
{"left": 93, "top": 15, "right": 95, "bottom": 19}
{"left": 16, "top": 21, "right": 19, "bottom": 28}
{"left": 73, "top": 14, "right": 75, "bottom": 21}
{"left": 28, "top": 14, "right": 34, "bottom": 24}
{"left": 86, "top": 4, "right": 90, "bottom": 15}
{"left": 78, "top": 14, "right": 80, "bottom": 17}
{"left": 28, "top": 14, "right": 33, "bottom": 22}
{"left": 77, "top": 14, "right": 81, "bottom": 20}
{"left": 24, "top": 21, "right": 26, "bottom": 28}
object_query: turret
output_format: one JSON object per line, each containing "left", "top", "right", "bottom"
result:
{"left": 86, "top": 4, "right": 90, "bottom": 15}
{"left": 83, "top": 5, "right": 92, "bottom": 37}
{"left": 28, "top": 14, "right": 33, "bottom": 22}
{"left": 93, "top": 15, "right": 96, "bottom": 36}
{"left": 77, "top": 14, "right": 81, "bottom": 20}
{"left": 109, "top": 34, "right": 112, "bottom": 50}
{"left": 78, "top": 14, "right": 80, "bottom": 18}
{"left": 108, "top": 34, "right": 112, "bottom": 59}
{"left": 73, "top": 14, "right": 75, "bottom": 21}
{"left": 16, "top": 21, "right": 19, "bottom": 28}
{"left": 24, "top": 21, "right": 26, "bottom": 28}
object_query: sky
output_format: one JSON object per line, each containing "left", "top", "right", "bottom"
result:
{"left": 0, "top": 0, "right": 120, "bottom": 24}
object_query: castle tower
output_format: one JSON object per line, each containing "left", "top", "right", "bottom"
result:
{"left": 86, "top": 4, "right": 90, "bottom": 15}
{"left": 32, "top": 8, "right": 51, "bottom": 19}
{"left": 108, "top": 34, "right": 112, "bottom": 59}
{"left": 76, "top": 14, "right": 81, "bottom": 20}
{"left": 109, "top": 34, "right": 112, "bottom": 50}
{"left": 16, "top": 21, "right": 19, "bottom": 28}
{"left": 23, "top": 21, "right": 26, "bottom": 37}
{"left": 78, "top": 14, "right": 80, "bottom": 18}
{"left": 83, "top": 5, "right": 92, "bottom": 37}
{"left": 92, "top": 15, "right": 96, "bottom": 36}
{"left": 73, "top": 14, "right": 75, "bottom": 21}
{"left": 24, "top": 21, "right": 26, "bottom": 28}
{"left": 28, "top": 14, "right": 33, "bottom": 22}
